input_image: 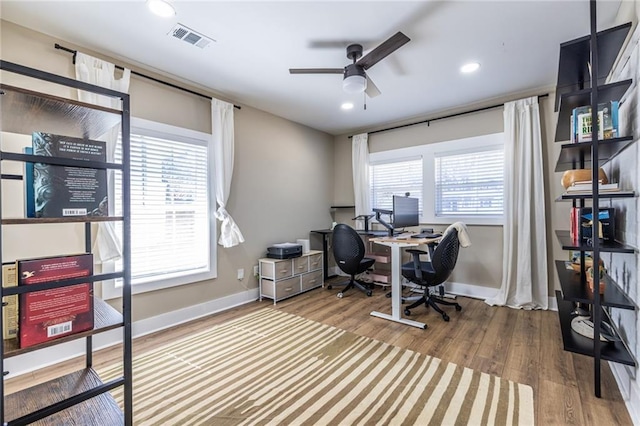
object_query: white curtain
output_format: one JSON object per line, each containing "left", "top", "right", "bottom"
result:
{"left": 212, "top": 98, "right": 244, "bottom": 247}
{"left": 486, "top": 96, "right": 548, "bottom": 310}
{"left": 352, "top": 133, "right": 371, "bottom": 229}
{"left": 75, "top": 52, "right": 131, "bottom": 263}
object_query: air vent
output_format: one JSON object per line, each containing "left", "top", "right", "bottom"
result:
{"left": 169, "top": 23, "right": 215, "bottom": 49}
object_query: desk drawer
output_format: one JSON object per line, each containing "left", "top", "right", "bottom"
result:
{"left": 261, "top": 276, "right": 300, "bottom": 300}
{"left": 301, "top": 270, "right": 322, "bottom": 291}
{"left": 275, "top": 276, "right": 300, "bottom": 299}
{"left": 308, "top": 253, "right": 322, "bottom": 271}
{"left": 261, "top": 259, "right": 293, "bottom": 280}
{"left": 294, "top": 256, "right": 309, "bottom": 274}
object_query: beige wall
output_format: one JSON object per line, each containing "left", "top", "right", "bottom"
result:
{"left": 333, "top": 92, "right": 562, "bottom": 294}
{"left": 1, "top": 20, "right": 334, "bottom": 321}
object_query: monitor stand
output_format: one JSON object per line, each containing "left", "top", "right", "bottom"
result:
{"left": 352, "top": 214, "right": 375, "bottom": 233}
{"left": 374, "top": 210, "right": 394, "bottom": 237}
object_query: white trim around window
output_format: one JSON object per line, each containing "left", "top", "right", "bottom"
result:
{"left": 102, "top": 117, "right": 217, "bottom": 300}
{"left": 369, "top": 132, "right": 504, "bottom": 226}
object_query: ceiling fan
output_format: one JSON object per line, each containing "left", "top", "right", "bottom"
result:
{"left": 289, "top": 31, "right": 410, "bottom": 98}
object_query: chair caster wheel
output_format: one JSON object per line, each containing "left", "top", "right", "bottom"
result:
{"left": 443, "top": 314, "right": 450, "bottom": 322}
{"left": 385, "top": 292, "right": 392, "bottom": 298}
{"left": 327, "top": 285, "right": 333, "bottom": 290}
{"left": 455, "top": 305, "right": 462, "bottom": 311}
{"left": 337, "top": 293, "right": 343, "bottom": 298}
{"left": 366, "top": 290, "right": 373, "bottom": 297}
{"left": 404, "top": 308, "right": 411, "bottom": 316}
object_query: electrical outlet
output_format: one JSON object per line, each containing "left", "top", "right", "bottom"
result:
{"left": 253, "top": 265, "right": 259, "bottom": 276}
{"left": 237, "top": 268, "right": 244, "bottom": 280}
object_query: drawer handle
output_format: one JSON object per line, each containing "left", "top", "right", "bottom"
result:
{"left": 281, "top": 270, "right": 288, "bottom": 274}
{"left": 298, "top": 265, "right": 304, "bottom": 269}
{"left": 285, "top": 287, "right": 293, "bottom": 291}
{"left": 308, "top": 279, "right": 316, "bottom": 284}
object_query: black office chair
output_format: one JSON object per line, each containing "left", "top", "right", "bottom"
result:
{"left": 328, "top": 223, "right": 375, "bottom": 298}
{"left": 401, "top": 228, "right": 462, "bottom": 321}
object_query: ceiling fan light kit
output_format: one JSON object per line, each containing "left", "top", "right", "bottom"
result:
{"left": 343, "top": 64, "right": 367, "bottom": 94}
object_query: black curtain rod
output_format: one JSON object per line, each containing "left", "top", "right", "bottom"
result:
{"left": 349, "top": 93, "right": 549, "bottom": 138}
{"left": 54, "top": 43, "right": 241, "bottom": 110}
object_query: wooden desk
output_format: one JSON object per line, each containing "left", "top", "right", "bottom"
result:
{"left": 370, "top": 235, "right": 440, "bottom": 329}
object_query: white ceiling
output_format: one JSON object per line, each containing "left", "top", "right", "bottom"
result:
{"left": 0, "top": 1, "right": 626, "bottom": 136}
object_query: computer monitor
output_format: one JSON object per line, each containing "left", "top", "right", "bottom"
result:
{"left": 392, "top": 195, "right": 419, "bottom": 229}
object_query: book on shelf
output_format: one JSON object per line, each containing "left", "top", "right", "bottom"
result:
{"left": 569, "top": 207, "right": 580, "bottom": 244}
{"left": 32, "top": 132, "right": 108, "bottom": 218}
{"left": 23, "top": 146, "right": 35, "bottom": 218}
{"left": 565, "top": 182, "right": 620, "bottom": 193}
{"left": 571, "top": 101, "right": 619, "bottom": 143}
{"left": 2, "top": 263, "right": 18, "bottom": 340}
{"left": 17, "top": 253, "right": 94, "bottom": 348}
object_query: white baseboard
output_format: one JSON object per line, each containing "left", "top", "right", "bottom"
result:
{"left": 610, "top": 362, "right": 640, "bottom": 425}
{"left": 444, "top": 282, "right": 558, "bottom": 311}
{"left": 4, "top": 288, "right": 259, "bottom": 378}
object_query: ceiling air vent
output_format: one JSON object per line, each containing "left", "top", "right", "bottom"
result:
{"left": 169, "top": 23, "right": 215, "bottom": 49}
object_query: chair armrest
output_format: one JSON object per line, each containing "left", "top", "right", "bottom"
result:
{"left": 406, "top": 249, "right": 429, "bottom": 280}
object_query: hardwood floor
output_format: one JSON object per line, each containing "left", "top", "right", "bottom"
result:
{"left": 5, "top": 282, "right": 633, "bottom": 425}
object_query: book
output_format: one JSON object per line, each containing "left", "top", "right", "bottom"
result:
{"left": 572, "top": 101, "right": 619, "bottom": 143}
{"left": 17, "top": 253, "right": 94, "bottom": 348}
{"left": 566, "top": 182, "right": 620, "bottom": 192}
{"left": 569, "top": 207, "right": 580, "bottom": 244}
{"left": 2, "top": 263, "right": 18, "bottom": 340}
{"left": 24, "top": 147, "right": 35, "bottom": 218}
{"left": 32, "top": 132, "right": 108, "bottom": 218}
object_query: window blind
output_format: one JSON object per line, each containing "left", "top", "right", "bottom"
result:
{"left": 115, "top": 133, "right": 210, "bottom": 283}
{"left": 370, "top": 158, "right": 423, "bottom": 213}
{"left": 434, "top": 148, "right": 504, "bottom": 216}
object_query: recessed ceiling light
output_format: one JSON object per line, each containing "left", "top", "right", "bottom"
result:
{"left": 341, "top": 102, "right": 354, "bottom": 110}
{"left": 147, "top": 0, "right": 176, "bottom": 18}
{"left": 460, "top": 62, "right": 480, "bottom": 74}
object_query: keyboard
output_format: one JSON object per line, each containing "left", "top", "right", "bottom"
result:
{"left": 411, "top": 232, "right": 442, "bottom": 239}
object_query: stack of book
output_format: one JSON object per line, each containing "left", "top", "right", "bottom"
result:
{"left": 570, "top": 101, "right": 619, "bottom": 143}
{"left": 2, "top": 253, "right": 95, "bottom": 348}
{"left": 565, "top": 180, "right": 620, "bottom": 194}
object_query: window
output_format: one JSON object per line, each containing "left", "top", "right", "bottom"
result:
{"left": 370, "top": 158, "right": 423, "bottom": 214}
{"left": 368, "top": 133, "right": 504, "bottom": 225}
{"left": 434, "top": 147, "right": 504, "bottom": 217}
{"left": 104, "top": 118, "right": 216, "bottom": 298}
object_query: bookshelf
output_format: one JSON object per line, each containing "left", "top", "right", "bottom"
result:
{"left": 0, "top": 61, "right": 132, "bottom": 425}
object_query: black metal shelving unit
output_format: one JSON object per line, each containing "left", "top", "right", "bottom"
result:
{"left": 0, "top": 61, "right": 132, "bottom": 425}
{"left": 552, "top": 1, "right": 636, "bottom": 398}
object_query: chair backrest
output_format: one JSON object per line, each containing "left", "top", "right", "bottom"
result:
{"left": 429, "top": 228, "right": 460, "bottom": 285}
{"left": 332, "top": 224, "right": 366, "bottom": 276}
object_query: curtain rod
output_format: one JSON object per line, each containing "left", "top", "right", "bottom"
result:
{"left": 349, "top": 93, "right": 549, "bottom": 138}
{"left": 54, "top": 43, "right": 241, "bottom": 110}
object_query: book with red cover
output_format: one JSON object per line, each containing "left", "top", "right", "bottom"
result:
{"left": 17, "top": 253, "right": 94, "bottom": 348}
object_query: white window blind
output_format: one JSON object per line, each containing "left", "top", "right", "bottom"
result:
{"left": 434, "top": 148, "right": 504, "bottom": 216}
{"left": 370, "top": 158, "right": 423, "bottom": 213}
{"left": 115, "top": 131, "right": 210, "bottom": 284}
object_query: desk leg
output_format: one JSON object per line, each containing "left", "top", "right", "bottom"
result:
{"left": 370, "top": 245, "right": 426, "bottom": 329}
{"left": 321, "top": 233, "right": 336, "bottom": 281}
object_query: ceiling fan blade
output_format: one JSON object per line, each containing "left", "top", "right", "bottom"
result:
{"left": 289, "top": 68, "right": 344, "bottom": 74}
{"left": 308, "top": 39, "right": 377, "bottom": 49}
{"left": 356, "top": 31, "right": 410, "bottom": 70}
{"left": 365, "top": 75, "right": 381, "bottom": 98}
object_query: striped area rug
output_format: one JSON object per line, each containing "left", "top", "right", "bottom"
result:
{"left": 99, "top": 308, "right": 534, "bottom": 425}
